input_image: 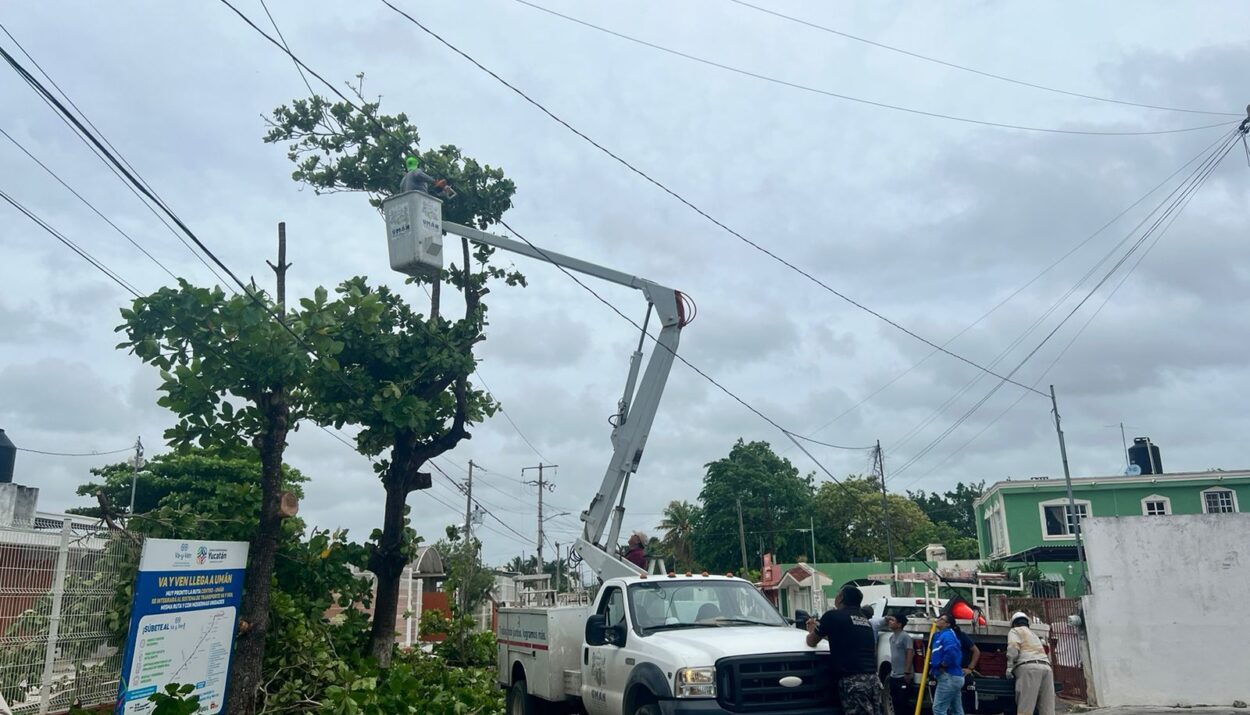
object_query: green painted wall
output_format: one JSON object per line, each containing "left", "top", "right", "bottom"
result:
{"left": 976, "top": 475, "right": 1250, "bottom": 558}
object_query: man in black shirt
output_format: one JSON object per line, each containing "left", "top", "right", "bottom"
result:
{"left": 806, "top": 586, "right": 882, "bottom": 715}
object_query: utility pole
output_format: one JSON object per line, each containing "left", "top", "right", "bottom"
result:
{"left": 1119, "top": 422, "right": 1129, "bottom": 470}
{"left": 463, "top": 460, "right": 475, "bottom": 542}
{"left": 127, "top": 436, "right": 144, "bottom": 518}
{"left": 875, "top": 441, "right": 896, "bottom": 595}
{"left": 523, "top": 464, "right": 557, "bottom": 572}
{"left": 808, "top": 515, "right": 817, "bottom": 565}
{"left": 736, "top": 499, "right": 748, "bottom": 576}
{"left": 266, "top": 221, "right": 292, "bottom": 313}
{"left": 554, "top": 542, "right": 561, "bottom": 594}
{"left": 1050, "top": 385, "right": 1088, "bottom": 591}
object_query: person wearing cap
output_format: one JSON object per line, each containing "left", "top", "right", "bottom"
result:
{"left": 806, "top": 586, "right": 882, "bottom": 715}
{"left": 1006, "top": 612, "right": 1054, "bottom": 715}
{"left": 929, "top": 614, "right": 965, "bottom": 715}
{"left": 623, "top": 531, "right": 648, "bottom": 570}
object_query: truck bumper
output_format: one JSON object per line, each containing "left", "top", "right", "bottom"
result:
{"left": 658, "top": 700, "right": 833, "bottom": 715}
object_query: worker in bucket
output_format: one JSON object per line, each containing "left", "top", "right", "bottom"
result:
{"left": 624, "top": 530, "right": 648, "bottom": 569}
{"left": 1006, "top": 612, "right": 1055, "bottom": 715}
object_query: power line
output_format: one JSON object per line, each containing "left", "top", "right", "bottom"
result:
{"left": 511, "top": 0, "right": 1235, "bottom": 136}
{"left": 796, "top": 126, "right": 1240, "bottom": 443}
{"left": 725, "top": 0, "right": 1239, "bottom": 118}
{"left": 376, "top": 0, "right": 1052, "bottom": 399}
{"left": 1, "top": 126, "right": 179, "bottom": 282}
{"left": 890, "top": 130, "right": 1241, "bottom": 482}
{"left": 256, "top": 0, "right": 319, "bottom": 101}
{"left": 0, "top": 187, "right": 142, "bottom": 298}
{"left": 785, "top": 433, "right": 875, "bottom": 451}
{"left": 471, "top": 369, "right": 551, "bottom": 463}
{"left": 0, "top": 25, "right": 233, "bottom": 288}
{"left": 431, "top": 462, "right": 536, "bottom": 545}
{"left": 219, "top": 0, "right": 866, "bottom": 498}
{"left": 905, "top": 130, "right": 1245, "bottom": 485}
{"left": 15, "top": 446, "right": 133, "bottom": 457}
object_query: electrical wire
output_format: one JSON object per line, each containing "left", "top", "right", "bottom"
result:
{"left": 0, "top": 26, "right": 234, "bottom": 289}
{"left": 795, "top": 126, "right": 1240, "bottom": 443}
{"left": 15, "top": 446, "right": 133, "bottom": 457}
{"left": 725, "top": 0, "right": 1239, "bottom": 118}
{"left": 785, "top": 433, "right": 875, "bottom": 451}
{"left": 1, "top": 126, "right": 179, "bottom": 282}
{"left": 471, "top": 369, "right": 551, "bottom": 463}
{"left": 374, "top": 0, "right": 1051, "bottom": 399}
{"left": 219, "top": 0, "right": 866, "bottom": 496}
{"left": 511, "top": 0, "right": 1235, "bottom": 136}
{"left": 903, "top": 131, "right": 1244, "bottom": 485}
{"left": 0, "top": 188, "right": 143, "bottom": 298}
{"left": 890, "top": 130, "right": 1241, "bottom": 482}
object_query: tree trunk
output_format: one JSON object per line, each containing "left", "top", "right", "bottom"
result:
{"left": 226, "top": 392, "right": 288, "bottom": 715}
{"left": 367, "top": 478, "right": 411, "bottom": 667}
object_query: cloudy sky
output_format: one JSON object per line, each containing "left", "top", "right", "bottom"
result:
{"left": 2, "top": 1, "right": 1248, "bottom": 567}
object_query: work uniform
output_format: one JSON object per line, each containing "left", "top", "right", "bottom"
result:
{"left": 929, "top": 628, "right": 965, "bottom": 715}
{"left": 1007, "top": 624, "right": 1055, "bottom": 715}
{"left": 817, "top": 608, "right": 882, "bottom": 715}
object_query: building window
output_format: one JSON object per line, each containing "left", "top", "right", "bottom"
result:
{"left": 1040, "top": 500, "right": 1089, "bottom": 538}
{"left": 1202, "top": 488, "right": 1238, "bottom": 514}
{"left": 1141, "top": 494, "right": 1171, "bottom": 516}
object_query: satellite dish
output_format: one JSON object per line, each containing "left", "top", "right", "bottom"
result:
{"left": 1126, "top": 464, "right": 1142, "bottom": 476}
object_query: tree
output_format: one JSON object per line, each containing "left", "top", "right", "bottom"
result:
{"left": 693, "top": 440, "right": 813, "bottom": 573}
{"left": 812, "top": 476, "right": 934, "bottom": 562}
{"left": 117, "top": 281, "right": 308, "bottom": 714}
{"left": 909, "top": 481, "right": 985, "bottom": 539}
{"left": 267, "top": 91, "right": 522, "bottom": 666}
{"left": 658, "top": 500, "right": 700, "bottom": 570}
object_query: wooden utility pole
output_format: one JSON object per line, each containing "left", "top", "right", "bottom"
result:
{"left": 1050, "top": 385, "right": 1088, "bottom": 591}
{"left": 736, "top": 499, "right": 749, "bottom": 576}
{"left": 875, "top": 440, "right": 896, "bottom": 594}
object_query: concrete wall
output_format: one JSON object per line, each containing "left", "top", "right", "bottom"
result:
{"left": 1082, "top": 514, "right": 1250, "bottom": 707}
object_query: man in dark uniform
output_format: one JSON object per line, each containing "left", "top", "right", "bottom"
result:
{"left": 806, "top": 586, "right": 882, "bottom": 715}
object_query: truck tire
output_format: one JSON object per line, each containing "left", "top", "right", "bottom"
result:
{"left": 507, "top": 680, "right": 537, "bottom": 715}
{"left": 634, "top": 705, "right": 661, "bottom": 715}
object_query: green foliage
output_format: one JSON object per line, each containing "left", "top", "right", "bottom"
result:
{"left": 115, "top": 279, "right": 308, "bottom": 450}
{"left": 658, "top": 500, "right": 701, "bottom": 570}
{"left": 812, "top": 475, "right": 935, "bottom": 562}
{"left": 263, "top": 91, "right": 516, "bottom": 227}
{"left": 319, "top": 648, "right": 503, "bottom": 715}
{"left": 438, "top": 531, "right": 494, "bottom": 617}
{"left": 908, "top": 482, "right": 985, "bottom": 539}
{"left": 693, "top": 440, "right": 814, "bottom": 572}
{"left": 149, "top": 684, "right": 201, "bottom": 715}
{"left": 418, "top": 611, "right": 496, "bottom": 669}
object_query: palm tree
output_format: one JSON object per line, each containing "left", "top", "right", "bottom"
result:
{"left": 659, "top": 500, "right": 700, "bottom": 569}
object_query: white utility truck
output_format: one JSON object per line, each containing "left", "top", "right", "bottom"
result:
{"left": 382, "top": 185, "right": 836, "bottom": 714}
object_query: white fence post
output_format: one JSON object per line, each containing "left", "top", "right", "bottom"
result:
{"left": 36, "top": 519, "right": 72, "bottom": 715}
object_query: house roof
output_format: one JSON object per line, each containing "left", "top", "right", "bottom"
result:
{"left": 975, "top": 469, "right": 1250, "bottom": 507}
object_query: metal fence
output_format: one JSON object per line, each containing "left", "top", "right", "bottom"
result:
{"left": 0, "top": 518, "right": 132, "bottom": 714}
{"left": 1002, "top": 597, "right": 1087, "bottom": 702}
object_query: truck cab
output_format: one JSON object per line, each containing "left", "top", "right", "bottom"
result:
{"left": 498, "top": 574, "right": 835, "bottom": 715}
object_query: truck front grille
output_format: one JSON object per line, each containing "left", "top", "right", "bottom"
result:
{"left": 715, "top": 653, "right": 834, "bottom": 712}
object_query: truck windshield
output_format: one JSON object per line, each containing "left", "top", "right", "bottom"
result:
{"left": 629, "top": 581, "right": 786, "bottom": 632}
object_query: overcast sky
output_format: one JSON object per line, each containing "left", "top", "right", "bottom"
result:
{"left": 2, "top": 1, "right": 1248, "bottom": 567}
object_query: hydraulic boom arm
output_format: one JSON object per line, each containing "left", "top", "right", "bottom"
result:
{"left": 441, "top": 221, "right": 687, "bottom": 580}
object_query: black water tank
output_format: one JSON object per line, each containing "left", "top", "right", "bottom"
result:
{"left": 1129, "top": 437, "right": 1162, "bottom": 475}
{"left": 0, "top": 429, "right": 15, "bottom": 484}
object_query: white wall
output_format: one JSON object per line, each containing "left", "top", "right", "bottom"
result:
{"left": 1082, "top": 514, "right": 1250, "bottom": 707}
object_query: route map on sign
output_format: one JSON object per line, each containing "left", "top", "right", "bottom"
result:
{"left": 118, "top": 539, "right": 248, "bottom": 715}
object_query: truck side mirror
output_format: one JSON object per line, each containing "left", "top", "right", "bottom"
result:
{"left": 585, "top": 614, "right": 608, "bottom": 646}
{"left": 607, "top": 622, "right": 628, "bottom": 647}
{"left": 795, "top": 610, "right": 811, "bottom": 630}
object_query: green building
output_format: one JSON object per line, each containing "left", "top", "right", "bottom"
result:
{"left": 974, "top": 469, "right": 1250, "bottom": 562}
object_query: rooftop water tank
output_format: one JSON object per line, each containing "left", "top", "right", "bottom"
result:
{"left": 0, "top": 429, "right": 15, "bottom": 484}
{"left": 1128, "top": 437, "right": 1162, "bottom": 475}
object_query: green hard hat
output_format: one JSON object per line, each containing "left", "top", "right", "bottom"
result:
{"left": 405, "top": 155, "right": 419, "bottom": 171}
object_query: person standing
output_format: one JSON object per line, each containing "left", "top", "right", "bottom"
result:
{"left": 1006, "top": 612, "right": 1055, "bottom": 715}
{"left": 885, "top": 615, "right": 914, "bottom": 715}
{"left": 929, "top": 614, "right": 965, "bottom": 715}
{"left": 806, "top": 586, "right": 881, "bottom": 715}
{"left": 951, "top": 621, "right": 982, "bottom": 676}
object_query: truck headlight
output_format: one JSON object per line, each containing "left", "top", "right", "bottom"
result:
{"left": 675, "top": 667, "right": 716, "bottom": 698}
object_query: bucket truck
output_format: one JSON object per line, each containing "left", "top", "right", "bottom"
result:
{"left": 384, "top": 186, "right": 833, "bottom": 715}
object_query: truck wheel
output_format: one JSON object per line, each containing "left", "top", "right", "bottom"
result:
{"left": 508, "top": 680, "right": 535, "bottom": 715}
{"left": 634, "top": 705, "right": 661, "bottom": 715}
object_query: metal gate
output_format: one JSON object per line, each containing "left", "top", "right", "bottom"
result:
{"left": 1002, "top": 597, "right": 1086, "bottom": 701}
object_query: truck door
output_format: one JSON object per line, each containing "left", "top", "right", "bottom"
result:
{"left": 584, "top": 585, "right": 631, "bottom": 715}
